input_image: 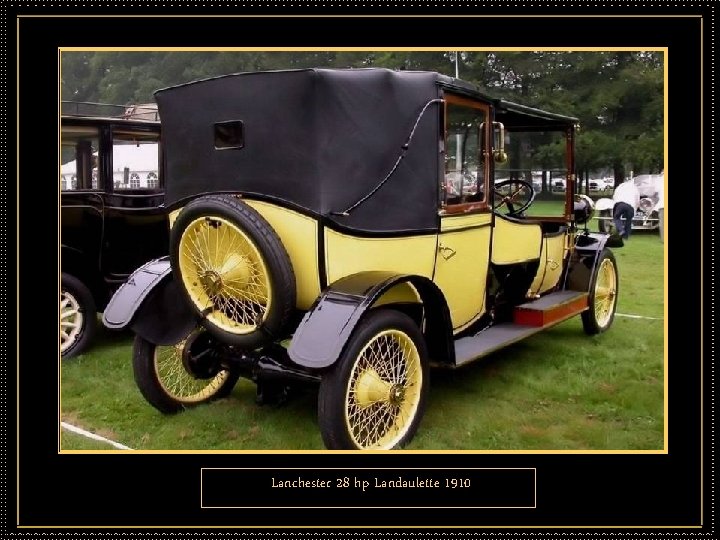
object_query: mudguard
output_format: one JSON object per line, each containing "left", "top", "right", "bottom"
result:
{"left": 102, "top": 257, "right": 197, "bottom": 345}
{"left": 288, "top": 271, "right": 454, "bottom": 370}
{"left": 566, "top": 232, "right": 612, "bottom": 293}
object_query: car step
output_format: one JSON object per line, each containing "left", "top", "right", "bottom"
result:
{"left": 513, "top": 290, "right": 588, "bottom": 327}
{"left": 453, "top": 290, "right": 588, "bottom": 368}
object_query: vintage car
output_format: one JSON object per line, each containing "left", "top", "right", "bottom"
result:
{"left": 61, "top": 103, "right": 167, "bottom": 357}
{"left": 103, "top": 69, "right": 619, "bottom": 450}
{"left": 594, "top": 174, "right": 663, "bottom": 233}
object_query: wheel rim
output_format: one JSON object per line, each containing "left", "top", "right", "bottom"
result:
{"left": 344, "top": 329, "right": 423, "bottom": 449}
{"left": 177, "top": 216, "right": 272, "bottom": 335}
{"left": 60, "top": 290, "right": 83, "bottom": 354}
{"left": 594, "top": 258, "right": 617, "bottom": 328}
{"left": 153, "top": 337, "right": 232, "bottom": 404}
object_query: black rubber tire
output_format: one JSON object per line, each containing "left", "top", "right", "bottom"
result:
{"left": 597, "top": 210, "right": 612, "bottom": 233}
{"left": 318, "top": 309, "right": 430, "bottom": 450}
{"left": 581, "top": 248, "right": 619, "bottom": 335}
{"left": 60, "top": 272, "right": 97, "bottom": 359}
{"left": 132, "top": 331, "right": 240, "bottom": 414}
{"left": 170, "top": 194, "right": 296, "bottom": 348}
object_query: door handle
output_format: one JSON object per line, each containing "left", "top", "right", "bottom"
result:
{"left": 438, "top": 244, "right": 456, "bottom": 261}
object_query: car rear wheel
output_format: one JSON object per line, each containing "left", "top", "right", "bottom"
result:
{"left": 132, "top": 327, "right": 240, "bottom": 414}
{"left": 582, "top": 249, "right": 619, "bottom": 335}
{"left": 318, "top": 309, "right": 429, "bottom": 450}
{"left": 60, "top": 273, "right": 96, "bottom": 358}
{"left": 170, "top": 194, "right": 296, "bottom": 348}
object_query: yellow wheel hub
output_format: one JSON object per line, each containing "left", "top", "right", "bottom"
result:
{"left": 177, "top": 216, "right": 272, "bottom": 335}
{"left": 355, "top": 368, "right": 392, "bottom": 408}
{"left": 594, "top": 258, "right": 617, "bottom": 328}
{"left": 344, "top": 329, "right": 422, "bottom": 449}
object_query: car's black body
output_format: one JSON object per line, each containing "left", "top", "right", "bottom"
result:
{"left": 157, "top": 69, "right": 578, "bottom": 234}
{"left": 61, "top": 106, "right": 167, "bottom": 357}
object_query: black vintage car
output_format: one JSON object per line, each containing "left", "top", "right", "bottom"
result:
{"left": 103, "top": 69, "right": 618, "bottom": 450}
{"left": 60, "top": 103, "right": 168, "bottom": 357}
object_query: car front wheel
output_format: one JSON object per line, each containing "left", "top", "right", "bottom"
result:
{"left": 60, "top": 273, "right": 97, "bottom": 358}
{"left": 318, "top": 309, "right": 429, "bottom": 450}
{"left": 582, "top": 249, "right": 619, "bottom": 335}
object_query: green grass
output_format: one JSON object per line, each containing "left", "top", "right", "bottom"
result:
{"left": 525, "top": 199, "right": 565, "bottom": 216}
{"left": 61, "top": 429, "right": 123, "bottom": 450}
{"left": 61, "top": 234, "right": 664, "bottom": 451}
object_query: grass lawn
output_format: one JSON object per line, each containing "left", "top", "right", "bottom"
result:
{"left": 60, "top": 229, "right": 664, "bottom": 451}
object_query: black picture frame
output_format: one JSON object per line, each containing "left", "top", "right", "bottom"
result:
{"left": 7, "top": 3, "right": 711, "bottom": 536}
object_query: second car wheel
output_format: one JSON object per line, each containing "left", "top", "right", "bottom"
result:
{"left": 170, "top": 194, "right": 296, "bottom": 349}
{"left": 60, "top": 273, "right": 97, "bottom": 359}
{"left": 582, "top": 248, "right": 619, "bottom": 335}
{"left": 132, "top": 326, "right": 240, "bottom": 414}
{"left": 318, "top": 309, "right": 430, "bottom": 450}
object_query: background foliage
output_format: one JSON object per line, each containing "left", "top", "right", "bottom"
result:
{"left": 61, "top": 50, "right": 664, "bottom": 183}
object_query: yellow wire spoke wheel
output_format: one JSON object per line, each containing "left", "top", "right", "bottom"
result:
{"left": 593, "top": 257, "right": 617, "bottom": 328}
{"left": 582, "top": 248, "right": 618, "bottom": 335}
{"left": 178, "top": 216, "right": 272, "bottom": 335}
{"left": 170, "top": 195, "right": 296, "bottom": 349}
{"left": 132, "top": 329, "right": 240, "bottom": 414}
{"left": 153, "top": 339, "right": 233, "bottom": 405}
{"left": 318, "top": 309, "right": 429, "bottom": 450}
{"left": 345, "top": 330, "right": 423, "bottom": 449}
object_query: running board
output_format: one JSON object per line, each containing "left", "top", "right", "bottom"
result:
{"left": 453, "top": 290, "right": 588, "bottom": 368}
{"left": 513, "top": 290, "right": 588, "bottom": 327}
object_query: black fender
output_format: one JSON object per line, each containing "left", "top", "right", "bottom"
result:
{"left": 288, "top": 271, "right": 454, "bottom": 370}
{"left": 566, "top": 232, "right": 612, "bottom": 293}
{"left": 102, "top": 257, "right": 197, "bottom": 345}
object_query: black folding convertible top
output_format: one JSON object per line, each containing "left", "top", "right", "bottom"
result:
{"left": 155, "top": 68, "right": 577, "bottom": 235}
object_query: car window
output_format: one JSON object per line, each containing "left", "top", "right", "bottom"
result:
{"left": 61, "top": 127, "right": 100, "bottom": 191}
{"left": 494, "top": 130, "right": 569, "bottom": 217}
{"left": 112, "top": 130, "right": 160, "bottom": 191}
{"left": 443, "top": 99, "right": 487, "bottom": 210}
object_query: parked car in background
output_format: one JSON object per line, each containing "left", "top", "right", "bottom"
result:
{"left": 60, "top": 102, "right": 168, "bottom": 358}
{"left": 594, "top": 173, "right": 663, "bottom": 233}
{"left": 589, "top": 177, "right": 614, "bottom": 194}
{"left": 551, "top": 178, "right": 566, "bottom": 192}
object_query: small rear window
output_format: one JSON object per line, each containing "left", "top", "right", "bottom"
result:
{"left": 214, "top": 120, "right": 244, "bottom": 150}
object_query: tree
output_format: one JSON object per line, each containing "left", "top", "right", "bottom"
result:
{"left": 61, "top": 51, "right": 664, "bottom": 184}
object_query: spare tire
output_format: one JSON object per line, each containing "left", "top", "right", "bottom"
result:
{"left": 170, "top": 194, "right": 296, "bottom": 348}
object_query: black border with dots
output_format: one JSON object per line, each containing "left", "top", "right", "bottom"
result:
{"left": 4, "top": 1, "right": 714, "bottom": 536}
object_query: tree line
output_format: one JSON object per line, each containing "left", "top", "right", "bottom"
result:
{"left": 61, "top": 51, "right": 664, "bottom": 185}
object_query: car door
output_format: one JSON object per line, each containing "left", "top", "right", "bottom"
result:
{"left": 100, "top": 124, "right": 168, "bottom": 284}
{"left": 61, "top": 123, "right": 104, "bottom": 275}
{"left": 432, "top": 95, "right": 492, "bottom": 333}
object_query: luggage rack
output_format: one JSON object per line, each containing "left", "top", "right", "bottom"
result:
{"left": 61, "top": 101, "right": 160, "bottom": 121}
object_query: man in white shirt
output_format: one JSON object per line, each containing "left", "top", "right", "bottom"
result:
{"left": 612, "top": 178, "right": 641, "bottom": 239}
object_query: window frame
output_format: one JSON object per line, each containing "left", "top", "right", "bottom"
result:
{"left": 60, "top": 126, "right": 102, "bottom": 192}
{"left": 440, "top": 93, "right": 492, "bottom": 215}
{"left": 109, "top": 126, "right": 162, "bottom": 193}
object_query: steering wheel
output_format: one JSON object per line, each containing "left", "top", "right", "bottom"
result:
{"left": 493, "top": 179, "right": 536, "bottom": 216}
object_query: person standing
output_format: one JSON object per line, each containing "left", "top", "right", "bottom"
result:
{"left": 612, "top": 177, "right": 640, "bottom": 239}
